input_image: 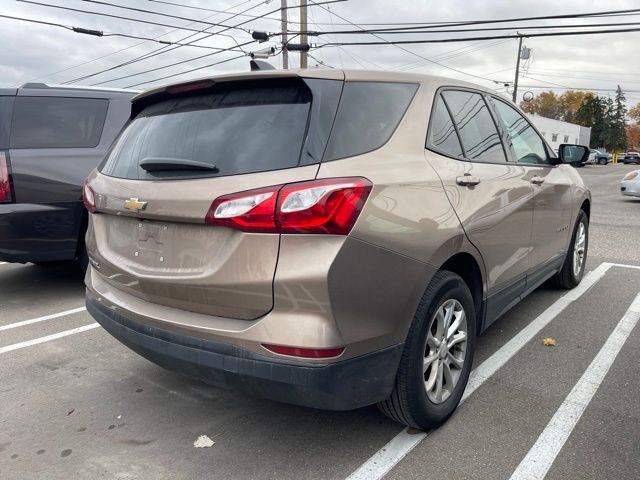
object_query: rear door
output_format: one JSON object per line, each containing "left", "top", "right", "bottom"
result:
{"left": 88, "top": 77, "right": 343, "bottom": 320}
{"left": 489, "top": 97, "right": 572, "bottom": 281}
{"left": 425, "top": 89, "right": 534, "bottom": 320}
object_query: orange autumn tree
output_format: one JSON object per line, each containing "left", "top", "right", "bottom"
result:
{"left": 627, "top": 124, "right": 639, "bottom": 150}
{"left": 520, "top": 90, "right": 594, "bottom": 123}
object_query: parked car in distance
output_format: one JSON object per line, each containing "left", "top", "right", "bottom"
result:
{"left": 588, "top": 149, "right": 611, "bottom": 165}
{"left": 0, "top": 83, "right": 135, "bottom": 270}
{"left": 84, "top": 71, "right": 591, "bottom": 430}
{"left": 621, "top": 170, "right": 640, "bottom": 197}
{"left": 623, "top": 152, "right": 640, "bottom": 164}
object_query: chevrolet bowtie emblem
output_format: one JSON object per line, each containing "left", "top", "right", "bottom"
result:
{"left": 123, "top": 197, "right": 148, "bottom": 213}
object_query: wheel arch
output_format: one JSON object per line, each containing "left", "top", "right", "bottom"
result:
{"left": 580, "top": 198, "right": 591, "bottom": 220}
{"left": 439, "top": 252, "right": 485, "bottom": 335}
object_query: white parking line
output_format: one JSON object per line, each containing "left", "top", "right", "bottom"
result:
{"left": 509, "top": 291, "right": 640, "bottom": 480}
{"left": 0, "top": 323, "right": 99, "bottom": 354}
{"left": 346, "top": 263, "right": 612, "bottom": 480}
{"left": 0, "top": 307, "right": 87, "bottom": 332}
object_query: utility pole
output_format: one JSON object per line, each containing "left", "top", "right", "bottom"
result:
{"left": 280, "top": 0, "right": 288, "bottom": 69}
{"left": 300, "top": 0, "right": 308, "bottom": 68}
{"left": 512, "top": 34, "right": 523, "bottom": 103}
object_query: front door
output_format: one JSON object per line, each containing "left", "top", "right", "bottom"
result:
{"left": 488, "top": 97, "right": 572, "bottom": 280}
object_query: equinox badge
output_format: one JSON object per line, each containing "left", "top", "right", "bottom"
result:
{"left": 124, "top": 197, "right": 148, "bottom": 213}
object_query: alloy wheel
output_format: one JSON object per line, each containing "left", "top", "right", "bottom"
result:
{"left": 573, "top": 222, "right": 586, "bottom": 277}
{"left": 423, "top": 299, "right": 468, "bottom": 404}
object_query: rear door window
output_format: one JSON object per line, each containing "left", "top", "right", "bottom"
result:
{"left": 101, "top": 80, "right": 313, "bottom": 180}
{"left": 426, "top": 94, "right": 464, "bottom": 158}
{"left": 441, "top": 90, "right": 506, "bottom": 164}
{"left": 10, "top": 97, "right": 108, "bottom": 149}
{"left": 324, "top": 82, "right": 418, "bottom": 161}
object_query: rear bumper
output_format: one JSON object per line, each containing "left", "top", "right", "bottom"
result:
{"left": 86, "top": 292, "right": 403, "bottom": 411}
{"left": 0, "top": 202, "right": 82, "bottom": 263}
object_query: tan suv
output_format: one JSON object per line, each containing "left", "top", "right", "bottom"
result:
{"left": 83, "top": 70, "right": 591, "bottom": 429}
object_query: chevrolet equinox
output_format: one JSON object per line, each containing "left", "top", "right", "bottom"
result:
{"left": 84, "top": 70, "right": 591, "bottom": 429}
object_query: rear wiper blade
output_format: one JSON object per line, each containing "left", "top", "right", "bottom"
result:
{"left": 139, "top": 157, "right": 218, "bottom": 172}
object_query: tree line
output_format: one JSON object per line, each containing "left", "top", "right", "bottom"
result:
{"left": 520, "top": 86, "right": 640, "bottom": 152}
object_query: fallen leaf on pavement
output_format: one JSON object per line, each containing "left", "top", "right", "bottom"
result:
{"left": 193, "top": 435, "right": 215, "bottom": 448}
{"left": 543, "top": 338, "right": 557, "bottom": 347}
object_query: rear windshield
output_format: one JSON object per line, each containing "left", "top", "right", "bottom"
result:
{"left": 0, "top": 96, "right": 15, "bottom": 149}
{"left": 101, "top": 80, "right": 313, "bottom": 180}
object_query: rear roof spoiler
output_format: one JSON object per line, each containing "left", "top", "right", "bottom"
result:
{"left": 130, "top": 69, "right": 344, "bottom": 117}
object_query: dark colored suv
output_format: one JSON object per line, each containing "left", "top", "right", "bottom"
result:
{"left": 0, "top": 83, "right": 134, "bottom": 269}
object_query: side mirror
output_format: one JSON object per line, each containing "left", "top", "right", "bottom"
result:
{"left": 558, "top": 144, "right": 589, "bottom": 165}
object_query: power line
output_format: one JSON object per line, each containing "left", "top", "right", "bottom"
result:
{"left": 297, "top": 7, "right": 640, "bottom": 34}
{"left": 317, "top": 27, "right": 640, "bottom": 46}
{"left": 301, "top": 20, "right": 640, "bottom": 36}
{"left": 519, "top": 85, "right": 640, "bottom": 94}
{"left": 28, "top": 0, "right": 258, "bottom": 82}
{"left": 90, "top": 39, "right": 254, "bottom": 86}
{"left": 528, "top": 67, "right": 640, "bottom": 78}
{"left": 147, "top": 0, "right": 283, "bottom": 23}
{"left": 141, "top": 5, "right": 640, "bottom": 27}
{"left": 65, "top": 0, "right": 344, "bottom": 85}
{"left": 526, "top": 71, "right": 640, "bottom": 85}
{"left": 0, "top": 12, "right": 242, "bottom": 50}
{"left": 308, "top": 1, "right": 505, "bottom": 85}
{"left": 145, "top": 0, "right": 382, "bottom": 25}
{"left": 65, "top": 0, "right": 274, "bottom": 84}
{"left": 78, "top": 0, "right": 253, "bottom": 33}
{"left": 301, "top": 10, "right": 640, "bottom": 26}
{"left": 395, "top": 39, "right": 512, "bottom": 71}
{"left": 125, "top": 53, "right": 247, "bottom": 88}
{"left": 18, "top": 0, "right": 248, "bottom": 37}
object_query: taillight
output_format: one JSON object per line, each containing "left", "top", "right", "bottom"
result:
{"left": 262, "top": 344, "right": 345, "bottom": 359}
{"left": 83, "top": 180, "right": 97, "bottom": 213}
{"left": 205, "top": 185, "right": 280, "bottom": 233}
{"left": 0, "top": 152, "right": 12, "bottom": 203}
{"left": 278, "top": 178, "right": 372, "bottom": 234}
{"left": 205, "top": 177, "right": 372, "bottom": 235}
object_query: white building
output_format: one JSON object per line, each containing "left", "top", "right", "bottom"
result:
{"left": 529, "top": 114, "right": 591, "bottom": 150}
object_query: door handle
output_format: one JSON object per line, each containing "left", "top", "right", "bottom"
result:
{"left": 456, "top": 174, "right": 481, "bottom": 187}
{"left": 531, "top": 176, "right": 545, "bottom": 185}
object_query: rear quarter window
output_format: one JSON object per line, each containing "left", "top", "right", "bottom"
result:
{"left": 323, "top": 82, "right": 418, "bottom": 161}
{"left": 10, "top": 96, "right": 108, "bottom": 149}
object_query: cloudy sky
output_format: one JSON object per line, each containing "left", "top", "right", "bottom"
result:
{"left": 1, "top": 0, "right": 639, "bottom": 106}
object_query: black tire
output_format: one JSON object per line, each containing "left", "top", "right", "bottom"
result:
{"left": 553, "top": 210, "right": 589, "bottom": 289}
{"left": 598, "top": 158, "right": 607, "bottom": 166}
{"left": 378, "top": 271, "right": 476, "bottom": 430}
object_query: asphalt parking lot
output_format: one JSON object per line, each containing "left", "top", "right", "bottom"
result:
{"left": 1, "top": 164, "right": 639, "bottom": 480}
